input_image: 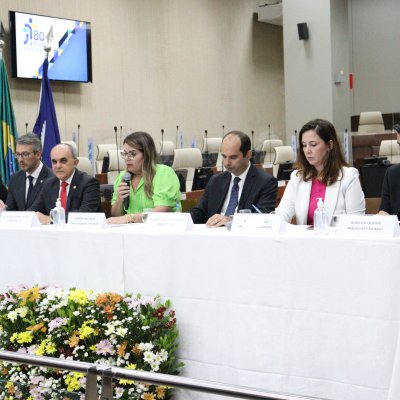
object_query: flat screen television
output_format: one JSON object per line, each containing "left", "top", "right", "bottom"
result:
{"left": 9, "top": 11, "right": 92, "bottom": 83}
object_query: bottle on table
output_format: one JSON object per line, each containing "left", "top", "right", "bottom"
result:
{"left": 50, "top": 198, "right": 66, "bottom": 225}
{"left": 314, "top": 197, "right": 329, "bottom": 235}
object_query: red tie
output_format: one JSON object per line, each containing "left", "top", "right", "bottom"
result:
{"left": 60, "top": 181, "right": 69, "bottom": 210}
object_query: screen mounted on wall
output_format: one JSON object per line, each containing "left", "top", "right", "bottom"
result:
{"left": 9, "top": 11, "right": 92, "bottom": 83}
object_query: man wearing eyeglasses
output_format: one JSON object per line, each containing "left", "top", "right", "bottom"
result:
{"left": 0, "top": 134, "right": 53, "bottom": 211}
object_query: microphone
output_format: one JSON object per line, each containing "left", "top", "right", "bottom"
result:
{"left": 25, "top": 122, "right": 28, "bottom": 134}
{"left": 120, "top": 126, "right": 123, "bottom": 149}
{"left": 204, "top": 129, "right": 208, "bottom": 153}
{"left": 176, "top": 125, "right": 179, "bottom": 148}
{"left": 122, "top": 172, "right": 131, "bottom": 210}
{"left": 114, "top": 126, "right": 120, "bottom": 173}
{"left": 160, "top": 128, "right": 164, "bottom": 155}
{"left": 77, "top": 124, "right": 80, "bottom": 155}
{"left": 251, "top": 130, "right": 255, "bottom": 164}
{"left": 222, "top": 125, "right": 225, "bottom": 137}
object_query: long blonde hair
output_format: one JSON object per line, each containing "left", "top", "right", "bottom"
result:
{"left": 123, "top": 132, "right": 158, "bottom": 198}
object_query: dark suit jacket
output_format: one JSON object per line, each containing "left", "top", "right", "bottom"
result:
{"left": 6, "top": 165, "right": 54, "bottom": 211}
{"left": 0, "top": 176, "right": 7, "bottom": 202}
{"left": 379, "top": 164, "right": 400, "bottom": 220}
{"left": 29, "top": 169, "right": 101, "bottom": 217}
{"left": 190, "top": 163, "right": 277, "bottom": 224}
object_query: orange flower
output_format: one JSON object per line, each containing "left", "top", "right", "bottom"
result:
{"left": 143, "top": 393, "right": 155, "bottom": 400}
{"left": 156, "top": 386, "right": 166, "bottom": 399}
{"left": 132, "top": 343, "right": 143, "bottom": 355}
{"left": 18, "top": 287, "right": 41, "bottom": 305}
{"left": 117, "top": 341, "right": 128, "bottom": 357}
{"left": 26, "top": 322, "right": 44, "bottom": 331}
{"left": 68, "top": 332, "right": 80, "bottom": 348}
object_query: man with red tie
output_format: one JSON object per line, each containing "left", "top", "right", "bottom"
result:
{"left": 30, "top": 143, "right": 100, "bottom": 224}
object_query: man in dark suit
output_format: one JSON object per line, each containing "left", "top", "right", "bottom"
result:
{"left": 0, "top": 176, "right": 7, "bottom": 203}
{"left": 29, "top": 143, "right": 100, "bottom": 224}
{"left": 0, "top": 134, "right": 53, "bottom": 211}
{"left": 379, "top": 123, "right": 400, "bottom": 220}
{"left": 190, "top": 131, "right": 277, "bottom": 226}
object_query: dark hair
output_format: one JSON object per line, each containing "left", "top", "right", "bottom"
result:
{"left": 393, "top": 123, "right": 400, "bottom": 134}
{"left": 17, "top": 133, "right": 42, "bottom": 152}
{"left": 123, "top": 132, "right": 158, "bottom": 198}
{"left": 296, "top": 118, "right": 348, "bottom": 185}
{"left": 223, "top": 131, "right": 251, "bottom": 156}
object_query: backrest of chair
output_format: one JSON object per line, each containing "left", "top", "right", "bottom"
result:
{"left": 96, "top": 144, "right": 117, "bottom": 174}
{"left": 77, "top": 157, "right": 94, "bottom": 176}
{"left": 172, "top": 148, "right": 203, "bottom": 191}
{"left": 358, "top": 111, "right": 385, "bottom": 133}
{"left": 262, "top": 139, "right": 283, "bottom": 164}
{"left": 107, "top": 149, "right": 125, "bottom": 184}
{"left": 379, "top": 140, "right": 400, "bottom": 156}
{"left": 159, "top": 140, "right": 175, "bottom": 156}
{"left": 203, "top": 137, "right": 222, "bottom": 153}
{"left": 273, "top": 146, "right": 295, "bottom": 177}
{"left": 62, "top": 141, "right": 78, "bottom": 155}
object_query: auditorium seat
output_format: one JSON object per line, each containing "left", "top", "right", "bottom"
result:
{"left": 171, "top": 148, "right": 202, "bottom": 192}
{"left": 62, "top": 141, "right": 78, "bottom": 155}
{"left": 272, "top": 146, "right": 295, "bottom": 178}
{"left": 202, "top": 137, "right": 222, "bottom": 153}
{"left": 77, "top": 157, "right": 94, "bottom": 176}
{"left": 96, "top": 143, "right": 117, "bottom": 174}
{"left": 262, "top": 139, "right": 283, "bottom": 164}
{"left": 107, "top": 149, "right": 125, "bottom": 184}
{"left": 358, "top": 111, "right": 385, "bottom": 133}
{"left": 379, "top": 140, "right": 400, "bottom": 163}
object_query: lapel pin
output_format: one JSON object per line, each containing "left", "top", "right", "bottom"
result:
{"left": 73, "top": 186, "right": 77, "bottom": 189}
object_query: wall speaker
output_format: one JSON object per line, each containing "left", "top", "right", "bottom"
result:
{"left": 297, "top": 23, "right": 309, "bottom": 40}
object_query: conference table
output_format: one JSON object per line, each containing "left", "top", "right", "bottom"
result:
{"left": 1, "top": 223, "right": 400, "bottom": 400}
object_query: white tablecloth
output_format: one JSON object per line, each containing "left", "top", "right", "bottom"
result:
{"left": 1, "top": 224, "right": 400, "bottom": 400}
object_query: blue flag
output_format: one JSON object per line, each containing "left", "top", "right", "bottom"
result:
{"left": 0, "top": 52, "right": 19, "bottom": 185}
{"left": 33, "top": 57, "right": 60, "bottom": 167}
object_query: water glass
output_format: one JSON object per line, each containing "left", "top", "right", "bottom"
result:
{"left": 141, "top": 208, "right": 153, "bottom": 223}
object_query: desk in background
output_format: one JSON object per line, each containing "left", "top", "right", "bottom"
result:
{"left": 1, "top": 226, "right": 400, "bottom": 400}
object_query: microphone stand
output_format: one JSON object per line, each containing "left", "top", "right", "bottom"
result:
{"left": 25, "top": 122, "right": 28, "bottom": 134}
{"left": 251, "top": 130, "right": 255, "bottom": 164}
{"left": 77, "top": 124, "right": 80, "bottom": 156}
{"left": 176, "top": 125, "right": 179, "bottom": 149}
{"left": 160, "top": 128, "right": 164, "bottom": 160}
{"left": 114, "top": 126, "right": 120, "bottom": 173}
{"left": 268, "top": 124, "right": 272, "bottom": 163}
{"left": 120, "top": 126, "right": 123, "bottom": 149}
{"left": 203, "top": 129, "right": 212, "bottom": 167}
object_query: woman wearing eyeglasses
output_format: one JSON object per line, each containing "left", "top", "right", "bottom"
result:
{"left": 107, "top": 131, "right": 181, "bottom": 224}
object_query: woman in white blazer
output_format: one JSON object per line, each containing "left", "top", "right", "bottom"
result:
{"left": 275, "top": 119, "right": 365, "bottom": 225}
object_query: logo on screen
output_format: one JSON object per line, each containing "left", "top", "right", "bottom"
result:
{"left": 23, "top": 18, "right": 45, "bottom": 45}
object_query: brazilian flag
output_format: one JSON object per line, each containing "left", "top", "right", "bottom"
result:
{"left": 0, "top": 52, "right": 18, "bottom": 185}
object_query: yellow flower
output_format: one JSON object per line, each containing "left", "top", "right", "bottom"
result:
{"left": 78, "top": 320, "right": 95, "bottom": 339}
{"left": 64, "top": 372, "right": 84, "bottom": 392}
{"left": 35, "top": 338, "right": 56, "bottom": 356}
{"left": 143, "top": 394, "right": 155, "bottom": 400}
{"left": 10, "top": 331, "right": 33, "bottom": 344}
{"left": 117, "top": 341, "right": 128, "bottom": 357}
{"left": 68, "top": 289, "right": 88, "bottom": 305}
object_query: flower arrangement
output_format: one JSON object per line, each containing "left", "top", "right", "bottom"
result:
{"left": 0, "top": 285, "right": 182, "bottom": 400}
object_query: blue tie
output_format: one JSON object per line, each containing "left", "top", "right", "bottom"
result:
{"left": 225, "top": 177, "right": 240, "bottom": 216}
{"left": 26, "top": 175, "right": 34, "bottom": 206}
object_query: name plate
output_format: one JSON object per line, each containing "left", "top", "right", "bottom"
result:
{"left": 230, "top": 213, "right": 283, "bottom": 235}
{"left": 67, "top": 212, "right": 107, "bottom": 229}
{"left": 336, "top": 215, "right": 400, "bottom": 238}
{"left": 145, "top": 212, "right": 193, "bottom": 232}
{"left": 0, "top": 211, "right": 40, "bottom": 228}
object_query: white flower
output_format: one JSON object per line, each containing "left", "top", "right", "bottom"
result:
{"left": 7, "top": 310, "right": 18, "bottom": 321}
{"left": 115, "top": 327, "right": 128, "bottom": 337}
{"left": 73, "top": 311, "right": 80, "bottom": 316}
{"left": 138, "top": 342, "right": 154, "bottom": 351}
{"left": 143, "top": 351, "right": 154, "bottom": 363}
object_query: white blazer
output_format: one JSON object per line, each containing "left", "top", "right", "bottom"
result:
{"left": 275, "top": 167, "right": 366, "bottom": 225}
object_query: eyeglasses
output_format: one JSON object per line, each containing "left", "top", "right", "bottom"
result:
{"left": 120, "top": 150, "right": 141, "bottom": 160}
{"left": 15, "top": 152, "right": 34, "bottom": 159}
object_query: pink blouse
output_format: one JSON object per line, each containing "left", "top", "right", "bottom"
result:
{"left": 307, "top": 179, "right": 327, "bottom": 225}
